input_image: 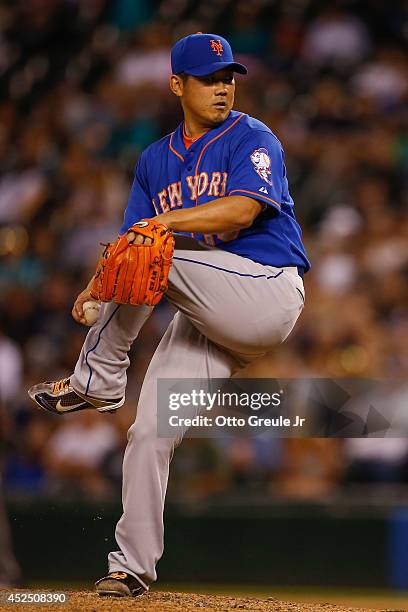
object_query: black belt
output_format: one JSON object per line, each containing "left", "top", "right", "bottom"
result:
{"left": 297, "top": 267, "right": 304, "bottom": 279}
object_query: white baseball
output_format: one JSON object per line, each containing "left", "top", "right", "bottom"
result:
{"left": 83, "top": 300, "right": 101, "bottom": 326}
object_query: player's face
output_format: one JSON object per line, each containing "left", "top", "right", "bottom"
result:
{"left": 174, "top": 69, "right": 235, "bottom": 127}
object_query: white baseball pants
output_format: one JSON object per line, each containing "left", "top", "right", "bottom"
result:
{"left": 71, "top": 246, "right": 305, "bottom": 589}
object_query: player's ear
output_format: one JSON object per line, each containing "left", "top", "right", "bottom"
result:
{"left": 169, "top": 74, "right": 184, "bottom": 97}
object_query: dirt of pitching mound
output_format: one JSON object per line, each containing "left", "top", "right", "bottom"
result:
{"left": 1, "top": 590, "right": 405, "bottom": 612}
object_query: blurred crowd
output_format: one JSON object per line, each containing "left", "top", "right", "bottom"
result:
{"left": 0, "top": 0, "right": 408, "bottom": 524}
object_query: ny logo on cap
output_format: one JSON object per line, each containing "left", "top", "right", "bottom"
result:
{"left": 210, "top": 39, "right": 223, "bottom": 56}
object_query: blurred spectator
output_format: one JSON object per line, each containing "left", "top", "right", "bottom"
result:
{"left": 42, "top": 411, "right": 119, "bottom": 497}
{"left": 344, "top": 439, "right": 408, "bottom": 484}
{"left": 275, "top": 439, "right": 343, "bottom": 500}
{"left": 226, "top": 3, "right": 268, "bottom": 56}
{"left": 3, "top": 412, "right": 51, "bottom": 495}
{"left": 115, "top": 24, "right": 172, "bottom": 87}
{"left": 302, "top": 6, "right": 371, "bottom": 69}
{"left": 351, "top": 48, "right": 408, "bottom": 109}
{"left": 0, "top": 329, "right": 22, "bottom": 405}
{"left": 44, "top": 411, "right": 119, "bottom": 496}
{"left": 109, "top": 0, "right": 154, "bottom": 32}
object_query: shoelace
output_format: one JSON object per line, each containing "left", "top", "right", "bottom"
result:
{"left": 52, "top": 378, "right": 70, "bottom": 394}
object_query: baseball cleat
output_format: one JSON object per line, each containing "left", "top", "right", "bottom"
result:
{"left": 28, "top": 376, "right": 125, "bottom": 415}
{"left": 95, "top": 572, "right": 146, "bottom": 597}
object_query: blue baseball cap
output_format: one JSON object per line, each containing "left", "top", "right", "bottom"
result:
{"left": 171, "top": 33, "right": 247, "bottom": 77}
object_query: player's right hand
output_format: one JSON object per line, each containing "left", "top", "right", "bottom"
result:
{"left": 72, "top": 283, "right": 95, "bottom": 324}
{"left": 72, "top": 233, "right": 154, "bottom": 323}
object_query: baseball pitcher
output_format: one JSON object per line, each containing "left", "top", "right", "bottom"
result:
{"left": 29, "top": 33, "right": 310, "bottom": 597}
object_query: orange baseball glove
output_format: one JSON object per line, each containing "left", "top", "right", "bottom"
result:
{"left": 90, "top": 220, "right": 174, "bottom": 306}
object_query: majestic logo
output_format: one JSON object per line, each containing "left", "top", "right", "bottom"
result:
{"left": 250, "top": 148, "right": 272, "bottom": 186}
{"left": 210, "top": 39, "right": 223, "bottom": 56}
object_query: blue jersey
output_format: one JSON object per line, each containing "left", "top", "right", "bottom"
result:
{"left": 121, "top": 111, "right": 310, "bottom": 272}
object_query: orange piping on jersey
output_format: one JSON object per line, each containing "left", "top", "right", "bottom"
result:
{"left": 193, "top": 114, "right": 245, "bottom": 203}
{"left": 169, "top": 132, "right": 184, "bottom": 162}
{"left": 228, "top": 189, "right": 281, "bottom": 209}
{"left": 191, "top": 113, "right": 245, "bottom": 238}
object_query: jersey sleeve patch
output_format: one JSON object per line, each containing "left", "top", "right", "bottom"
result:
{"left": 227, "top": 129, "right": 284, "bottom": 213}
{"left": 250, "top": 148, "right": 273, "bottom": 186}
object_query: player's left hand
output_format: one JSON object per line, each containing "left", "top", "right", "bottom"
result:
{"left": 90, "top": 220, "right": 174, "bottom": 306}
{"left": 126, "top": 232, "right": 153, "bottom": 245}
